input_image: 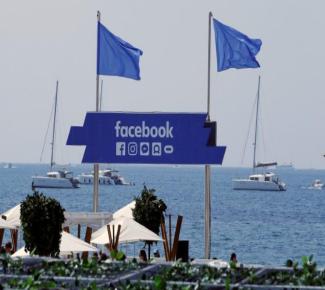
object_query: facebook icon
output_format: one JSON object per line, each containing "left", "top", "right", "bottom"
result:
{"left": 116, "top": 142, "right": 126, "bottom": 156}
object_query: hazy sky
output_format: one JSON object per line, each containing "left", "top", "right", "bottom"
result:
{"left": 1, "top": 0, "right": 325, "bottom": 169}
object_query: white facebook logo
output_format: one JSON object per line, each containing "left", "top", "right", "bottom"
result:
{"left": 116, "top": 142, "right": 126, "bottom": 156}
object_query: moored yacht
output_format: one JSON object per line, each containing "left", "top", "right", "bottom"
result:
{"left": 32, "top": 170, "right": 80, "bottom": 189}
{"left": 77, "top": 172, "right": 113, "bottom": 185}
{"left": 232, "top": 76, "right": 286, "bottom": 192}
{"left": 233, "top": 172, "right": 286, "bottom": 191}
{"left": 310, "top": 179, "right": 324, "bottom": 190}
{"left": 77, "top": 168, "right": 133, "bottom": 185}
{"left": 3, "top": 163, "right": 13, "bottom": 169}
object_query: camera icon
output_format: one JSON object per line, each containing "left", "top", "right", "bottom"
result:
{"left": 128, "top": 142, "right": 138, "bottom": 156}
{"left": 140, "top": 142, "right": 150, "bottom": 156}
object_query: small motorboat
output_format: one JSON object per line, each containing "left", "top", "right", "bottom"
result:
{"left": 311, "top": 179, "right": 324, "bottom": 190}
{"left": 4, "top": 163, "right": 15, "bottom": 169}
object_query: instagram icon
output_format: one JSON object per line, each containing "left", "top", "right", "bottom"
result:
{"left": 128, "top": 142, "right": 138, "bottom": 156}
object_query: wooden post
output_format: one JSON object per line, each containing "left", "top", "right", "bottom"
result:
{"left": 112, "top": 225, "right": 115, "bottom": 247}
{"left": 161, "top": 219, "right": 171, "bottom": 261}
{"left": 77, "top": 224, "right": 81, "bottom": 238}
{"left": 168, "top": 214, "right": 172, "bottom": 252}
{"left": 107, "top": 224, "right": 121, "bottom": 251}
{"left": 82, "top": 226, "right": 93, "bottom": 260}
{"left": 0, "top": 228, "right": 4, "bottom": 247}
{"left": 107, "top": 225, "right": 113, "bottom": 251}
{"left": 10, "top": 229, "right": 18, "bottom": 252}
{"left": 161, "top": 215, "right": 183, "bottom": 261}
{"left": 115, "top": 225, "right": 121, "bottom": 249}
{"left": 170, "top": 216, "right": 183, "bottom": 260}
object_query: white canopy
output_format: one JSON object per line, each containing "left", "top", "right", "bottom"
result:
{"left": 64, "top": 212, "right": 112, "bottom": 227}
{"left": 91, "top": 216, "right": 162, "bottom": 245}
{"left": 112, "top": 201, "right": 135, "bottom": 219}
{"left": 12, "top": 247, "right": 29, "bottom": 257}
{"left": 2, "top": 204, "right": 20, "bottom": 228}
{"left": 0, "top": 218, "right": 16, "bottom": 229}
{"left": 1, "top": 204, "right": 112, "bottom": 228}
{"left": 12, "top": 231, "right": 98, "bottom": 257}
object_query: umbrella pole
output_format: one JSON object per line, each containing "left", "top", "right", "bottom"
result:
{"left": 148, "top": 243, "right": 151, "bottom": 260}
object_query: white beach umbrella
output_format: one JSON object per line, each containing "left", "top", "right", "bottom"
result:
{"left": 112, "top": 201, "right": 135, "bottom": 219}
{"left": 0, "top": 218, "right": 16, "bottom": 229}
{"left": 12, "top": 231, "right": 98, "bottom": 257}
{"left": 91, "top": 216, "right": 162, "bottom": 245}
{"left": 1, "top": 204, "right": 21, "bottom": 228}
{"left": 60, "top": 231, "right": 98, "bottom": 253}
{"left": 12, "top": 247, "right": 29, "bottom": 257}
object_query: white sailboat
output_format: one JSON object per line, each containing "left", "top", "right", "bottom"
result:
{"left": 232, "top": 76, "right": 286, "bottom": 191}
{"left": 32, "top": 81, "right": 79, "bottom": 189}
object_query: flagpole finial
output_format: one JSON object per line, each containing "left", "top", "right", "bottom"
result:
{"left": 209, "top": 11, "right": 213, "bottom": 18}
{"left": 97, "top": 11, "right": 101, "bottom": 21}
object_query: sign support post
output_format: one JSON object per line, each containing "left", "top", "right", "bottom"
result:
{"left": 93, "top": 11, "right": 101, "bottom": 213}
{"left": 204, "top": 11, "right": 213, "bottom": 259}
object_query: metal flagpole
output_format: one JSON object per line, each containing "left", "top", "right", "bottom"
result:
{"left": 93, "top": 11, "right": 101, "bottom": 212}
{"left": 206, "top": 12, "right": 212, "bottom": 122}
{"left": 99, "top": 79, "right": 104, "bottom": 111}
{"left": 204, "top": 11, "right": 213, "bottom": 259}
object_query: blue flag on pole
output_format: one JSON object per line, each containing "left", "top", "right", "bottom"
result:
{"left": 97, "top": 22, "right": 143, "bottom": 80}
{"left": 213, "top": 19, "right": 262, "bottom": 72}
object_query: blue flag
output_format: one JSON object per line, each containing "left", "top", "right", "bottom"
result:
{"left": 97, "top": 22, "right": 143, "bottom": 80}
{"left": 213, "top": 19, "right": 262, "bottom": 72}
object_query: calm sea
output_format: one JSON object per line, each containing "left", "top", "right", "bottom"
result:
{"left": 1, "top": 164, "right": 325, "bottom": 266}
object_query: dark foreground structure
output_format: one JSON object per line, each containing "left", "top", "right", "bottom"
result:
{"left": 1, "top": 255, "right": 325, "bottom": 289}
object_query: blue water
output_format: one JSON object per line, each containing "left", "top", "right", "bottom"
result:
{"left": 1, "top": 164, "right": 325, "bottom": 266}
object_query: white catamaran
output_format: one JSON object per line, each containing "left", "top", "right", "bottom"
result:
{"left": 32, "top": 81, "right": 80, "bottom": 189}
{"left": 232, "top": 76, "right": 286, "bottom": 191}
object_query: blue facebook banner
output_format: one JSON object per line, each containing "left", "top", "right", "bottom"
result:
{"left": 66, "top": 112, "right": 226, "bottom": 165}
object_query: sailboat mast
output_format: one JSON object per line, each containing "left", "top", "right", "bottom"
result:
{"left": 50, "top": 81, "right": 59, "bottom": 170}
{"left": 253, "top": 76, "right": 261, "bottom": 171}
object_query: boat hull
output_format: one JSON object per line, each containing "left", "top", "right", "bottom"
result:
{"left": 77, "top": 175, "right": 131, "bottom": 185}
{"left": 77, "top": 175, "right": 113, "bottom": 185}
{"left": 232, "top": 179, "right": 286, "bottom": 191}
{"left": 32, "top": 176, "right": 79, "bottom": 189}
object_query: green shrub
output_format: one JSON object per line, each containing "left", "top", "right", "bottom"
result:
{"left": 20, "top": 191, "right": 65, "bottom": 257}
